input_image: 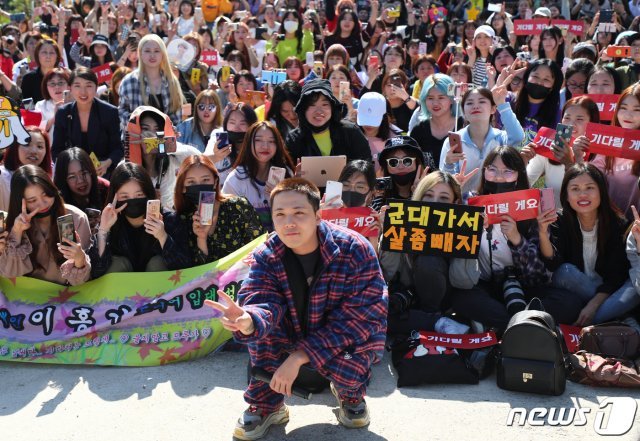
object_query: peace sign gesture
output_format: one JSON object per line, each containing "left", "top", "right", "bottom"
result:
{"left": 411, "top": 164, "right": 430, "bottom": 193}
{"left": 100, "top": 195, "right": 126, "bottom": 232}
{"left": 453, "top": 159, "right": 479, "bottom": 189}
{"left": 11, "top": 198, "right": 38, "bottom": 239}
{"left": 204, "top": 290, "right": 255, "bottom": 335}
{"left": 631, "top": 205, "right": 640, "bottom": 245}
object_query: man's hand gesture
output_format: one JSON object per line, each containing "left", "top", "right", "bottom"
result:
{"left": 205, "top": 290, "right": 255, "bottom": 335}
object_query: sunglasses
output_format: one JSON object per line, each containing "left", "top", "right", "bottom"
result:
{"left": 197, "top": 104, "right": 216, "bottom": 112}
{"left": 386, "top": 157, "right": 415, "bottom": 168}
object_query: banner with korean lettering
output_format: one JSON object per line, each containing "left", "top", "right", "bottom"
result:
{"left": 513, "top": 19, "right": 550, "bottom": 35}
{"left": 532, "top": 127, "right": 561, "bottom": 160}
{"left": 559, "top": 324, "right": 582, "bottom": 353}
{"left": 585, "top": 122, "right": 640, "bottom": 161}
{"left": 552, "top": 19, "right": 586, "bottom": 36}
{"left": 381, "top": 200, "right": 483, "bottom": 258}
{"left": 320, "top": 207, "right": 379, "bottom": 238}
{"left": 200, "top": 50, "right": 219, "bottom": 66}
{"left": 92, "top": 63, "right": 113, "bottom": 84}
{"left": 468, "top": 189, "right": 541, "bottom": 224}
{"left": 587, "top": 94, "right": 620, "bottom": 121}
{"left": 0, "top": 234, "right": 266, "bottom": 366}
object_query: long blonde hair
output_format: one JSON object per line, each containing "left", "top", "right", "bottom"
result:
{"left": 138, "top": 34, "right": 184, "bottom": 114}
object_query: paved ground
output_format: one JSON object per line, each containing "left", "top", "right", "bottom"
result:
{"left": 2, "top": 351, "right": 640, "bottom": 441}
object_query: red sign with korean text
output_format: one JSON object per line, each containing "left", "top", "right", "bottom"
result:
{"left": 320, "top": 207, "right": 379, "bottom": 238}
{"left": 532, "top": 126, "right": 560, "bottom": 161}
{"left": 559, "top": 324, "right": 582, "bottom": 353}
{"left": 552, "top": 19, "right": 586, "bottom": 36}
{"left": 200, "top": 50, "right": 219, "bottom": 67}
{"left": 417, "top": 331, "right": 498, "bottom": 350}
{"left": 20, "top": 109, "right": 42, "bottom": 127}
{"left": 468, "top": 189, "right": 541, "bottom": 224}
{"left": 588, "top": 94, "right": 620, "bottom": 121}
{"left": 584, "top": 122, "right": 640, "bottom": 161}
{"left": 92, "top": 63, "right": 113, "bottom": 84}
{"left": 513, "top": 19, "right": 550, "bottom": 35}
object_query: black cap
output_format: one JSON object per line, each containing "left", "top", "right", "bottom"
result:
{"left": 91, "top": 34, "right": 110, "bottom": 47}
{"left": 379, "top": 136, "right": 425, "bottom": 167}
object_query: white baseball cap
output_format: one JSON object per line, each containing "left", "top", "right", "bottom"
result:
{"left": 357, "top": 92, "right": 386, "bottom": 127}
{"left": 533, "top": 7, "right": 551, "bottom": 17}
{"left": 474, "top": 25, "right": 496, "bottom": 39}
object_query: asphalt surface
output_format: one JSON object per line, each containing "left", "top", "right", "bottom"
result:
{"left": 2, "top": 350, "right": 640, "bottom": 441}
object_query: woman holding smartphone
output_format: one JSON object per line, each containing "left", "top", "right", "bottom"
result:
{"left": 173, "top": 155, "right": 265, "bottom": 264}
{"left": 0, "top": 165, "right": 92, "bottom": 285}
{"left": 177, "top": 90, "right": 223, "bottom": 152}
{"left": 89, "top": 162, "right": 192, "bottom": 277}
{"left": 222, "top": 121, "right": 295, "bottom": 230}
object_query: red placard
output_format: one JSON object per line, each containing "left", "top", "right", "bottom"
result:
{"left": 92, "top": 63, "right": 113, "bottom": 84}
{"left": 587, "top": 94, "right": 620, "bottom": 121}
{"left": 28, "top": 60, "right": 37, "bottom": 70}
{"left": 513, "top": 19, "right": 550, "bottom": 35}
{"left": 552, "top": 19, "right": 586, "bottom": 36}
{"left": 417, "top": 331, "right": 498, "bottom": 350}
{"left": 559, "top": 324, "right": 582, "bottom": 353}
{"left": 200, "top": 50, "right": 219, "bottom": 67}
{"left": 468, "top": 189, "right": 541, "bottom": 224}
{"left": 21, "top": 109, "right": 42, "bottom": 127}
{"left": 585, "top": 122, "right": 640, "bottom": 161}
{"left": 320, "top": 206, "right": 379, "bottom": 238}
{"left": 532, "top": 126, "right": 559, "bottom": 160}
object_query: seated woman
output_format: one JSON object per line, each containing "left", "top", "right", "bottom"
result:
{"left": 539, "top": 163, "right": 638, "bottom": 326}
{"left": 0, "top": 165, "right": 91, "bottom": 285}
{"left": 35, "top": 67, "right": 70, "bottom": 140}
{"left": 265, "top": 80, "right": 301, "bottom": 141}
{"left": 53, "top": 147, "right": 110, "bottom": 231}
{"left": 222, "top": 121, "right": 295, "bottom": 231}
{"left": 89, "top": 162, "right": 192, "bottom": 278}
{"left": 173, "top": 155, "right": 266, "bottom": 264}
{"left": 51, "top": 66, "right": 123, "bottom": 177}
{"left": 177, "top": 90, "right": 223, "bottom": 153}
{"left": 0, "top": 126, "right": 53, "bottom": 212}
{"left": 448, "top": 146, "right": 582, "bottom": 331}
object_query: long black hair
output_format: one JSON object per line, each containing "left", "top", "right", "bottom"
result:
{"left": 514, "top": 59, "right": 563, "bottom": 132}
{"left": 266, "top": 80, "right": 301, "bottom": 137}
{"left": 279, "top": 9, "right": 304, "bottom": 53}
{"left": 53, "top": 147, "right": 102, "bottom": 211}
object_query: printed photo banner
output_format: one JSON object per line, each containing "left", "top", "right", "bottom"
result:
{"left": 577, "top": 94, "right": 619, "bottom": 121}
{"left": 585, "top": 122, "right": 640, "bottom": 161}
{"left": 0, "top": 234, "right": 267, "bottom": 366}
{"left": 513, "top": 19, "right": 585, "bottom": 35}
{"left": 320, "top": 206, "right": 380, "bottom": 238}
{"left": 468, "top": 189, "right": 541, "bottom": 224}
{"left": 381, "top": 200, "right": 484, "bottom": 258}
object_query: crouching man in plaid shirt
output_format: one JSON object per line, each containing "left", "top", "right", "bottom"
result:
{"left": 206, "top": 178, "right": 388, "bottom": 440}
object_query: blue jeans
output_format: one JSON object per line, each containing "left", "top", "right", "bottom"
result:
{"left": 551, "top": 263, "right": 640, "bottom": 323}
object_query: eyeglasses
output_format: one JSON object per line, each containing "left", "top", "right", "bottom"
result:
{"left": 67, "top": 170, "right": 91, "bottom": 183}
{"left": 567, "top": 81, "right": 586, "bottom": 90}
{"left": 386, "top": 157, "right": 416, "bottom": 168}
{"left": 484, "top": 166, "right": 516, "bottom": 179}
{"left": 47, "top": 81, "right": 67, "bottom": 88}
{"left": 197, "top": 104, "right": 217, "bottom": 112}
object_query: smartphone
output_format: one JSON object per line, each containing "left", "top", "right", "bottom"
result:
{"left": 324, "top": 181, "right": 343, "bottom": 205}
{"left": 540, "top": 188, "right": 555, "bottom": 213}
{"left": 216, "top": 131, "right": 229, "bottom": 147}
{"left": 198, "top": 191, "right": 215, "bottom": 225}
{"left": 19, "top": 63, "right": 27, "bottom": 75}
{"left": 448, "top": 132, "right": 462, "bottom": 153}
{"left": 146, "top": 199, "right": 161, "bottom": 220}
{"left": 492, "top": 36, "right": 501, "bottom": 46}
{"left": 267, "top": 166, "right": 286, "bottom": 186}
{"left": 524, "top": 8, "right": 532, "bottom": 19}
{"left": 555, "top": 123, "right": 573, "bottom": 147}
{"left": 194, "top": 6, "right": 203, "bottom": 21}
{"left": 600, "top": 9, "right": 613, "bottom": 23}
{"left": 305, "top": 51, "right": 315, "bottom": 67}
{"left": 9, "top": 12, "right": 26, "bottom": 22}
{"left": 136, "top": 1, "right": 144, "bottom": 13}
{"left": 606, "top": 46, "right": 631, "bottom": 58}
{"left": 89, "top": 152, "right": 101, "bottom": 170}
{"left": 313, "top": 61, "right": 323, "bottom": 77}
{"left": 247, "top": 90, "right": 266, "bottom": 103}
{"left": 154, "top": 13, "right": 161, "bottom": 24}
{"left": 339, "top": 81, "right": 350, "bottom": 101}
{"left": 156, "top": 131, "right": 166, "bottom": 154}
{"left": 276, "top": 34, "right": 286, "bottom": 41}
{"left": 63, "top": 90, "right": 72, "bottom": 103}
{"left": 85, "top": 208, "right": 101, "bottom": 234}
{"left": 255, "top": 27, "right": 268, "bottom": 40}
{"left": 375, "top": 176, "right": 392, "bottom": 191}
{"left": 0, "top": 212, "right": 5, "bottom": 233}
{"left": 418, "top": 42, "right": 427, "bottom": 55}
{"left": 21, "top": 98, "right": 34, "bottom": 110}
{"left": 57, "top": 214, "right": 76, "bottom": 243}
{"left": 487, "top": 2, "right": 501, "bottom": 11}
{"left": 99, "top": 18, "right": 109, "bottom": 36}
{"left": 164, "top": 136, "right": 177, "bottom": 154}
{"left": 369, "top": 55, "right": 379, "bottom": 69}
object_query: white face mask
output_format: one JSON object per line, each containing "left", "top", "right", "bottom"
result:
{"left": 284, "top": 20, "right": 299, "bottom": 33}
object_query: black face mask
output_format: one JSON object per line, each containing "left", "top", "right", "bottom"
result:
{"left": 227, "top": 131, "right": 245, "bottom": 147}
{"left": 391, "top": 170, "right": 417, "bottom": 186}
{"left": 341, "top": 191, "right": 367, "bottom": 208}
{"left": 309, "top": 119, "right": 332, "bottom": 133}
{"left": 184, "top": 184, "right": 215, "bottom": 208}
{"left": 483, "top": 180, "right": 518, "bottom": 194}
{"left": 32, "top": 205, "right": 54, "bottom": 219}
{"left": 116, "top": 197, "right": 148, "bottom": 219}
{"left": 526, "top": 82, "right": 551, "bottom": 100}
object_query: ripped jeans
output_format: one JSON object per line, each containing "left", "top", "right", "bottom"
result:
{"left": 551, "top": 263, "right": 640, "bottom": 324}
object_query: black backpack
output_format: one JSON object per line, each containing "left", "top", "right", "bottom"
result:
{"left": 497, "top": 305, "right": 569, "bottom": 395}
